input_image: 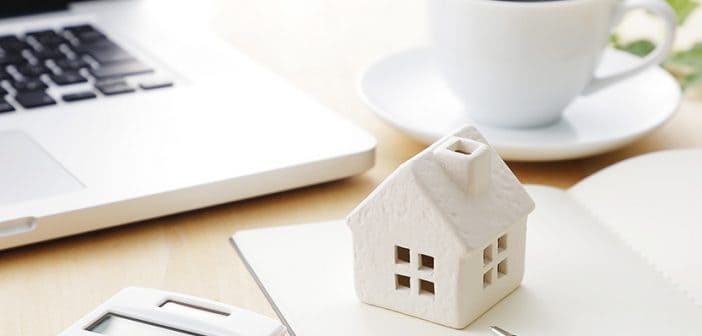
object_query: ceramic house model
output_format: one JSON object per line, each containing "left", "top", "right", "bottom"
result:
{"left": 346, "top": 126, "right": 535, "bottom": 329}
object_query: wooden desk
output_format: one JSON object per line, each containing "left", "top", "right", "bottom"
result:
{"left": 1, "top": 1, "right": 700, "bottom": 334}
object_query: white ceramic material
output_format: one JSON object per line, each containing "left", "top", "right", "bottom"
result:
{"left": 359, "top": 47, "right": 682, "bottom": 161}
{"left": 346, "top": 127, "right": 535, "bottom": 329}
{"left": 427, "top": 0, "right": 676, "bottom": 128}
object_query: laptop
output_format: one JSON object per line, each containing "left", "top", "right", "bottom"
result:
{"left": 0, "top": 0, "right": 376, "bottom": 250}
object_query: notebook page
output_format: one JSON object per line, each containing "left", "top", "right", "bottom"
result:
{"left": 232, "top": 186, "right": 702, "bottom": 336}
{"left": 569, "top": 149, "right": 702, "bottom": 305}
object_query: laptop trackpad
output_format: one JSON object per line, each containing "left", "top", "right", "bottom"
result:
{"left": 0, "top": 130, "right": 84, "bottom": 205}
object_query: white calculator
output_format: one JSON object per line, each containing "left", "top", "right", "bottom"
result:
{"left": 59, "top": 287, "right": 287, "bottom": 336}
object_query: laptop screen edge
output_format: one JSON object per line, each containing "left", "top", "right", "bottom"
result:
{"left": 0, "top": 0, "right": 76, "bottom": 19}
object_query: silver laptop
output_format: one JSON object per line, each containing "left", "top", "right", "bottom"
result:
{"left": 0, "top": 0, "right": 376, "bottom": 250}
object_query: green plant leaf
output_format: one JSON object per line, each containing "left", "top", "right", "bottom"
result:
{"left": 668, "top": 42, "right": 702, "bottom": 68}
{"left": 682, "top": 72, "right": 702, "bottom": 89}
{"left": 619, "top": 39, "right": 657, "bottom": 57}
{"left": 668, "top": 0, "right": 700, "bottom": 24}
{"left": 666, "top": 42, "right": 702, "bottom": 88}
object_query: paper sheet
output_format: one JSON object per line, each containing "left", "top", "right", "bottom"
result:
{"left": 233, "top": 185, "right": 702, "bottom": 336}
{"left": 570, "top": 149, "right": 702, "bottom": 306}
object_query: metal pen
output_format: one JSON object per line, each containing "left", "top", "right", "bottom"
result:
{"left": 490, "top": 326, "right": 517, "bottom": 336}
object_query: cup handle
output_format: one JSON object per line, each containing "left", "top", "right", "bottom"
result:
{"left": 582, "top": 0, "right": 676, "bottom": 95}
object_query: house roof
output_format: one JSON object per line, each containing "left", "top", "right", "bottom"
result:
{"left": 347, "top": 126, "right": 534, "bottom": 251}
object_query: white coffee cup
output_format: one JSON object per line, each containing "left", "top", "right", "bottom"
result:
{"left": 428, "top": 0, "right": 677, "bottom": 128}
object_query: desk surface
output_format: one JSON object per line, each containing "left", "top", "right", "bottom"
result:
{"left": 2, "top": 1, "right": 701, "bottom": 334}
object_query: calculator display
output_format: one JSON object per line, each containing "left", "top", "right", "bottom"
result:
{"left": 88, "top": 314, "right": 204, "bottom": 336}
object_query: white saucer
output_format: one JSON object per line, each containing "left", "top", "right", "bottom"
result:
{"left": 359, "top": 47, "right": 682, "bottom": 161}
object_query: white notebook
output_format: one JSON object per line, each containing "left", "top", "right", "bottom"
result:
{"left": 232, "top": 149, "right": 702, "bottom": 336}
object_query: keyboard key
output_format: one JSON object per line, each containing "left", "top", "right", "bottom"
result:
{"left": 139, "top": 79, "right": 173, "bottom": 90}
{"left": 16, "top": 63, "right": 50, "bottom": 78}
{"left": 85, "top": 43, "right": 134, "bottom": 64}
{"left": 26, "top": 30, "right": 68, "bottom": 48}
{"left": 14, "top": 91, "right": 55, "bottom": 108}
{"left": 0, "top": 51, "right": 24, "bottom": 66}
{"left": 0, "top": 35, "right": 29, "bottom": 52}
{"left": 31, "top": 48, "right": 66, "bottom": 61}
{"left": 64, "top": 25, "right": 107, "bottom": 44}
{"left": 0, "top": 99, "right": 14, "bottom": 113}
{"left": 0, "top": 67, "right": 12, "bottom": 81}
{"left": 64, "top": 25, "right": 104, "bottom": 38}
{"left": 11, "top": 78, "right": 48, "bottom": 92}
{"left": 62, "top": 91, "right": 97, "bottom": 102}
{"left": 50, "top": 71, "right": 87, "bottom": 85}
{"left": 91, "top": 60, "right": 152, "bottom": 79}
{"left": 0, "top": 24, "right": 167, "bottom": 109}
{"left": 95, "top": 79, "right": 135, "bottom": 95}
{"left": 63, "top": 24, "right": 96, "bottom": 33}
{"left": 73, "top": 38, "right": 114, "bottom": 52}
{"left": 75, "top": 30, "right": 106, "bottom": 44}
{"left": 55, "top": 57, "right": 88, "bottom": 71}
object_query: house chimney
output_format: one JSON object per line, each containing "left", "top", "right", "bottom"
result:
{"left": 432, "top": 136, "right": 492, "bottom": 196}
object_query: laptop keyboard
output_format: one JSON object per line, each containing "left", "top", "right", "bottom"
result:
{"left": 0, "top": 24, "right": 172, "bottom": 113}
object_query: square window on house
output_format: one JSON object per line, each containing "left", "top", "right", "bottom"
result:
{"left": 483, "top": 269, "right": 493, "bottom": 288}
{"left": 419, "top": 279, "right": 435, "bottom": 296}
{"left": 498, "top": 234, "right": 507, "bottom": 252}
{"left": 395, "top": 246, "right": 410, "bottom": 264}
{"left": 498, "top": 259, "right": 508, "bottom": 278}
{"left": 419, "top": 254, "right": 434, "bottom": 270}
{"left": 483, "top": 245, "right": 493, "bottom": 265}
{"left": 395, "top": 274, "right": 411, "bottom": 290}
